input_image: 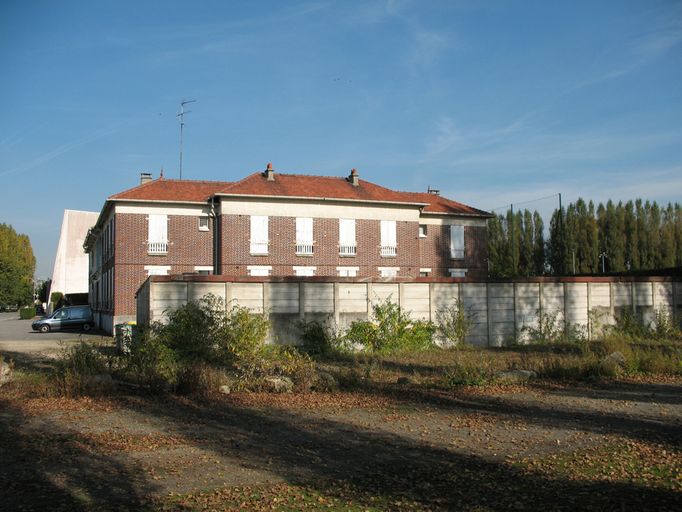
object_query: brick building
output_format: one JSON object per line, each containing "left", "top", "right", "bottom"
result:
{"left": 84, "top": 166, "right": 492, "bottom": 332}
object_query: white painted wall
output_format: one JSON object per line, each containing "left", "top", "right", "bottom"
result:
{"left": 50, "top": 209, "right": 99, "bottom": 297}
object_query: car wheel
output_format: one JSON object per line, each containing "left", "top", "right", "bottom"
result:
{"left": 39, "top": 324, "right": 50, "bottom": 333}
{"left": 83, "top": 323, "right": 91, "bottom": 332}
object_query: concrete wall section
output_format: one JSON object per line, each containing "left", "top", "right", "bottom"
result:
{"left": 137, "top": 277, "right": 681, "bottom": 347}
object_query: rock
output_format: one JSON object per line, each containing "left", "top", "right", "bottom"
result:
{"left": 602, "top": 351, "right": 627, "bottom": 368}
{"left": 218, "top": 384, "right": 231, "bottom": 395}
{"left": 397, "top": 376, "right": 414, "bottom": 385}
{"left": 495, "top": 369, "right": 537, "bottom": 383}
{"left": 315, "top": 371, "right": 337, "bottom": 391}
{"left": 0, "top": 360, "right": 13, "bottom": 386}
{"left": 263, "top": 376, "right": 294, "bottom": 393}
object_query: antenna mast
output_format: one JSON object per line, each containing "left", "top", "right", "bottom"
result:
{"left": 177, "top": 99, "right": 196, "bottom": 179}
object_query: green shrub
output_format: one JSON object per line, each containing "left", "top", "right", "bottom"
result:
{"left": 343, "top": 299, "right": 435, "bottom": 354}
{"left": 216, "top": 304, "right": 270, "bottom": 363}
{"left": 153, "top": 295, "right": 270, "bottom": 365}
{"left": 156, "top": 299, "right": 219, "bottom": 362}
{"left": 651, "top": 309, "right": 682, "bottom": 340}
{"left": 522, "top": 310, "right": 566, "bottom": 344}
{"left": 176, "top": 362, "right": 230, "bottom": 395}
{"left": 125, "top": 330, "right": 179, "bottom": 391}
{"left": 19, "top": 306, "right": 35, "bottom": 320}
{"left": 56, "top": 342, "right": 110, "bottom": 395}
{"left": 608, "top": 309, "right": 649, "bottom": 340}
{"left": 297, "top": 319, "right": 342, "bottom": 356}
{"left": 436, "top": 299, "right": 473, "bottom": 348}
{"left": 233, "top": 345, "right": 316, "bottom": 392}
{"left": 440, "top": 360, "right": 493, "bottom": 387}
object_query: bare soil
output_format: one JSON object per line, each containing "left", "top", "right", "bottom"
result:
{"left": 1, "top": 374, "right": 681, "bottom": 511}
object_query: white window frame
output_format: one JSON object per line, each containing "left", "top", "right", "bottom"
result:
{"left": 339, "top": 218, "right": 356, "bottom": 256}
{"left": 337, "top": 266, "right": 359, "bottom": 277}
{"left": 378, "top": 267, "right": 399, "bottom": 278}
{"left": 293, "top": 266, "right": 316, "bottom": 277}
{"left": 147, "top": 214, "right": 168, "bottom": 255}
{"left": 198, "top": 216, "right": 210, "bottom": 231}
{"left": 419, "top": 268, "right": 431, "bottom": 277}
{"left": 247, "top": 265, "right": 272, "bottom": 277}
{"left": 250, "top": 215, "right": 269, "bottom": 255}
{"left": 144, "top": 265, "right": 171, "bottom": 276}
{"left": 449, "top": 225, "right": 465, "bottom": 259}
{"left": 380, "top": 220, "right": 397, "bottom": 257}
{"left": 449, "top": 268, "right": 467, "bottom": 278}
{"left": 418, "top": 224, "right": 427, "bottom": 238}
{"left": 295, "top": 217, "right": 314, "bottom": 255}
{"left": 194, "top": 265, "right": 213, "bottom": 275}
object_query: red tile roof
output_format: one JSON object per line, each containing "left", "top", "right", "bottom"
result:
{"left": 107, "top": 172, "right": 491, "bottom": 217}
{"left": 109, "top": 178, "right": 232, "bottom": 203}
{"left": 218, "top": 172, "right": 491, "bottom": 216}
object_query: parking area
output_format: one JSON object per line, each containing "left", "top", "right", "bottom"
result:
{"left": 0, "top": 312, "right": 113, "bottom": 356}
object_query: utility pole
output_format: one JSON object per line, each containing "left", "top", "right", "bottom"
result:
{"left": 177, "top": 99, "right": 196, "bottom": 179}
{"left": 600, "top": 252, "right": 608, "bottom": 273}
{"left": 510, "top": 203, "right": 515, "bottom": 274}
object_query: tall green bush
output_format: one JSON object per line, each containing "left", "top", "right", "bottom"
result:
{"left": 344, "top": 298, "right": 435, "bottom": 354}
{"left": 436, "top": 299, "right": 473, "bottom": 347}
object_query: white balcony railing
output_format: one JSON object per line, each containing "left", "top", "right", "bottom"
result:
{"left": 147, "top": 241, "right": 168, "bottom": 255}
{"left": 339, "top": 244, "right": 357, "bottom": 256}
{"left": 380, "top": 245, "right": 397, "bottom": 257}
{"left": 296, "top": 242, "right": 314, "bottom": 255}
{"left": 250, "top": 241, "right": 269, "bottom": 255}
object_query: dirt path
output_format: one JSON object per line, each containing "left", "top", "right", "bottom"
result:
{"left": 1, "top": 379, "right": 681, "bottom": 511}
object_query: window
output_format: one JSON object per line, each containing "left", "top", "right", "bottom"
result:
{"left": 449, "top": 268, "right": 467, "bottom": 278}
{"left": 419, "top": 224, "right": 427, "bottom": 238}
{"left": 144, "top": 265, "right": 171, "bottom": 276}
{"left": 247, "top": 265, "right": 271, "bottom": 276}
{"left": 380, "top": 220, "right": 397, "bottom": 257}
{"left": 378, "top": 267, "right": 399, "bottom": 278}
{"left": 147, "top": 214, "right": 168, "bottom": 254}
{"left": 419, "top": 268, "right": 431, "bottom": 277}
{"left": 337, "top": 266, "right": 359, "bottom": 277}
{"left": 293, "top": 266, "right": 316, "bottom": 276}
{"left": 339, "top": 219, "right": 356, "bottom": 256}
{"left": 194, "top": 266, "right": 213, "bottom": 275}
{"left": 449, "top": 225, "right": 464, "bottom": 259}
{"left": 250, "top": 215, "right": 269, "bottom": 254}
{"left": 295, "top": 217, "right": 314, "bottom": 255}
{"left": 198, "top": 216, "right": 209, "bottom": 231}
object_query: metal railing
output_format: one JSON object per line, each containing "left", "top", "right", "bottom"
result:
{"left": 295, "top": 242, "right": 314, "bottom": 255}
{"left": 147, "top": 241, "right": 168, "bottom": 255}
{"left": 339, "top": 244, "right": 357, "bottom": 256}
{"left": 380, "top": 245, "right": 397, "bottom": 257}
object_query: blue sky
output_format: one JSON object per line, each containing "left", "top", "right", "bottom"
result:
{"left": 1, "top": 0, "right": 681, "bottom": 278}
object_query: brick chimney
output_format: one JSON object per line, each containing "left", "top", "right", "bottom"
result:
{"left": 348, "top": 168, "right": 359, "bottom": 186}
{"left": 140, "top": 172, "right": 152, "bottom": 185}
{"left": 263, "top": 162, "right": 275, "bottom": 181}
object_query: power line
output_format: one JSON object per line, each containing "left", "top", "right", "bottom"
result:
{"left": 489, "top": 193, "right": 561, "bottom": 213}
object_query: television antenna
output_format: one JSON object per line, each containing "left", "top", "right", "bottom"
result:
{"left": 177, "top": 99, "right": 196, "bottom": 179}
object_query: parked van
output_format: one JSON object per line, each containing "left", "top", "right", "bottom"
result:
{"left": 31, "top": 305, "right": 94, "bottom": 333}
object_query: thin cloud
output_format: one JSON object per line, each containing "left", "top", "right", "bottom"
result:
{"left": 0, "top": 123, "right": 126, "bottom": 178}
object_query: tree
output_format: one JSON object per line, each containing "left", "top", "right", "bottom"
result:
{"left": 0, "top": 223, "right": 36, "bottom": 307}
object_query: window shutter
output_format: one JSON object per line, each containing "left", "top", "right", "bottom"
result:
{"left": 339, "top": 219, "right": 355, "bottom": 245}
{"left": 296, "top": 217, "right": 313, "bottom": 243}
{"left": 251, "top": 216, "right": 268, "bottom": 243}
{"left": 449, "top": 225, "right": 464, "bottom": 259}
{"left": 148, "top": 214, "right": 168, "bottom": 243}
{"left": 381, "top": 220, "right": 396, "bottom": 246}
